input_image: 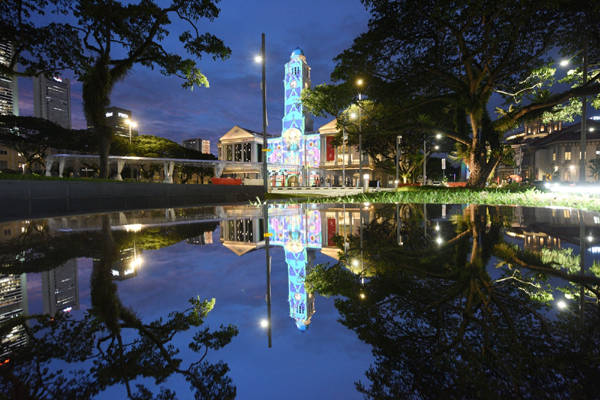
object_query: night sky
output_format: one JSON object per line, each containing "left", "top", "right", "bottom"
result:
{"left": 17, "top": 0, "right": 371, "bottom": 155}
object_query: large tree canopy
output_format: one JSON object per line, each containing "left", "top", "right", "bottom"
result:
{"left": 0, "top": 0, "right": 230, "bottom": 178}
{"left": 303, "top": 0, "right": 600, "bottom": 187}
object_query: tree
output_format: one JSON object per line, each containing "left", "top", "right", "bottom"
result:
{"left": 0, "top": 116, "right": 72, "bottom": 173}
{"left": 1, "top": 0, "right": 230, "bottom": 179}
{"left": 303, "top": 0, "right": 600, "bottom": 187}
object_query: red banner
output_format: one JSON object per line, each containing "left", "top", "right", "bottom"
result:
{"left": 326, "top": 136, "right": 335, "bottom": 161}
{"left": 327, "top": 218, "right": 336, "bottom": 246}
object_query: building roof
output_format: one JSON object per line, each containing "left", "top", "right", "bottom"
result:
{"left": 291, "top": 47, "right": 304, "bottom": 57}
{"left": 317, "top": 119, "right": 339, "bottom": 134}
{"left": 527, "top": 119, "right": 600, "bottom": 148}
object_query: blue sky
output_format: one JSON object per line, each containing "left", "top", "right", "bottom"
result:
{"left": 17, "top": 0, "right": 372, "bottom": 155}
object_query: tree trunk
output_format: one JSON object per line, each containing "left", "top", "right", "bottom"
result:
{"left": 99, "top": 133, "right": 111, "bottom": 179}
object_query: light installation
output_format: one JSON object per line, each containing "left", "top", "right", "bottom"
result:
{"left": 269, "top": 205, "right": 322, "bottom": 330}
{"left": 268, "top": 48, "right": 321, "bottom": 187}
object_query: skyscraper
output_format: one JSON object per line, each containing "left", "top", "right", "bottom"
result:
{"left": 41, "top": 259, "right": 79, "bottom": 316}
{"left": 0, "top": 41, "right": 24, "bottom": 172}
{"left": 33, "top": 75, "right": 72, "bottom": 129}
{"left": 0, "top": 41, "right": 18, "bottom": 117}
{"left": 182, "top": 138, "right": 210, "bottom": 154}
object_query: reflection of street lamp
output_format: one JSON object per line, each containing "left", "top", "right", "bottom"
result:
{"left": 126, "top": 120, "right": 137, "bottom": 144}
{"left": 256, "top": 34, "right": 268, "bottom": 193}
{"left": 396, "top": 135, "right": 402, "bottom": 187}
{"left": 557, "top": 300, "right": 577, "bottom": 316}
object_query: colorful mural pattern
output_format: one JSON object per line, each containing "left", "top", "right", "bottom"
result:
{"left": 269, "top": 207, "right": 322, "bottom": 330}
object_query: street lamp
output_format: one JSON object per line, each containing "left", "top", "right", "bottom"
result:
{"left": 357, "top": 80, "right": 363, "bottom": 188}
{"left": 560, "top": 43, "right": 588, "bottom": 183}
{"left": 256, "top": 34, "right": 268, "bottom": 193}
{"left": 126, "top": 120, "right": 137, "bottom": 144}
{"left": 423, "top": 134, "right": 441, "bottom": 186}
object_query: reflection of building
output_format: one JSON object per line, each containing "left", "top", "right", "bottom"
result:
{"left": 93, "top": 246, "right": 142, "bottom": 281}
{"left": 219, "top": 204, "right": 374, "bottom": 331}
{"left": 0, "top": 273, "right": 28, "bottom": 359}
{"left": 182, "top": 138, "right": 211, "bottom": 154}
{"left": 216, "top": 48, "right": 389, "bottom": 187}
{"left": 41, "top": 259, "right": 79, "bottom": 315}
{"left": 33, "top": 75, "right": 72, "bottom": 129}
{"left": 186, "top": 231, "right": 214, "bottom": 245}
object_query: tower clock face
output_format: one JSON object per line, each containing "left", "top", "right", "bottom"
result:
{"left": 294, "top": 293, "right": 302, "bottom": 301}
{"left": 290, "top": 80, "right": 297, "bottom": 88}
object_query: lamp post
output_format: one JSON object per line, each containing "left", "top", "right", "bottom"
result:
{"left": 561, "top": 43, "right": 588, "bottom": 183}
{"left": 357, "top": 80, "right": 363, "bottom": 188}
{"left": 127, "top": 120, "right": 137, "bottom": 144}
{"left": 422, "top": 134, "right": 441, "bottom": 186}
{"left": 256, "top": 34, "right": 268, "bottom": 193}
{"left": 342, "top": 126, "right": 347, "bottom": 187}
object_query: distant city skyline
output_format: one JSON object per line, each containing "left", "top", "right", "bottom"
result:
{"left": 16, "top": 0, "right": 371, "bottom": 155}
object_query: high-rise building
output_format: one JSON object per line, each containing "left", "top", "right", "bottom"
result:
{"left": 0, "top": 273, "right": 28, "bottom": 359}
{"left": 41, "top": 259, "right": 79, "bottom": 316}
{"left": 33, "top": 75, "right": 72, "bottom": 129}
{"left": 0, "top": 41, "right": 25, "bottom": 172}
{"left": 88, "top": 106, "right": 138, "bottom": 138}
{"left": 182, "top": 138, "right": 210, "bottom": 154}
{"left": 0, "top": 41, "right": 18, "bottom": 117}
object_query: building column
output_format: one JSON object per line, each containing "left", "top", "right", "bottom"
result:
{"left": 59, "top": 159, "right": 65, "bottom": 178}
{"left": 163, "top": 161, "right": 174, "bottom": 183}
{"left": 45, "top": 159, "right": 53, "bottom": 177}
{"left": 115, "top": 160, "right": 125, "bottom": 181}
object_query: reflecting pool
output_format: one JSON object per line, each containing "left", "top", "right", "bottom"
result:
{"left": 1, "top": 203, "right": 599, "bottom": 399}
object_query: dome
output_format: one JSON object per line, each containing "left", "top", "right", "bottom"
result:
{"left": 296, "top": 322, "right": 310, "bottom": 332}
{"left": 291, "top": 47, "right": 304, "bottom": 58}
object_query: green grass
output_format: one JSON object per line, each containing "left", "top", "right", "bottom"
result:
{"left": 297, "top": 186, "right": 600, "bottom": 211}
{"left": 265, "top": 192, "right": 325, "bottom": 200}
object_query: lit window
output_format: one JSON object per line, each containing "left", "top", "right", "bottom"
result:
{"left": 565, "top": 151, "right": 571, "bottom": 161}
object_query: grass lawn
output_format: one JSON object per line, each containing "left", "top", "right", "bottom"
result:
{"left": 294, "top": 185, "right": 600, "bottom": 212}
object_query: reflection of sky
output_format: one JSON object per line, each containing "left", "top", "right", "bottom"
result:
{"left": 26, "top": 227, "right": 374, "bottom": 399}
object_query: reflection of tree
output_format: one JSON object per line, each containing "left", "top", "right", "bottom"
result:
{"left": 0, "top": 220, "right": 218, "bottom": 275}
{"left": 307, "top": 204, "right": 600, "bottom": 398}
{"left": 0, "top": 216, "right": 235, "bottom": 399}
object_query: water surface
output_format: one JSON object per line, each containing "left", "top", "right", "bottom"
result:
{"left": 1, "top": 203, "right": 599, "bottom": 399}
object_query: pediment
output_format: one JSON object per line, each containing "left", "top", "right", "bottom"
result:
{"left": 220, "top": 126, "right": 259, "bottom": 142}
{"left": 223, "top": 241, "right": 260, "bottom": 256}
{"left": 318, "top": 119, "right": 339, "bottom": 134}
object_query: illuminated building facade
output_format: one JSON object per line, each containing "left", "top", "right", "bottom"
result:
{"left": 33, "top": 75, "right": 72, "bottom": 129}
{"left": 267, "top": 48, "right": 320, "bottom": 187}
{"left": 217, "top": 47, "right": 387, "bottom": 187}
{"left": 0, "top": 41, "right": 25, "bottom": 172}
{"left": 88, "top": 106, "right": 138, "bottom": 138}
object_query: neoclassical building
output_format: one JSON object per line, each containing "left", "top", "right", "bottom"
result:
{"left": 217, "top": 48, "right": 391, "bottom": 187}
{"left": 502, "top": 118, "right": 600, "bottom": 182}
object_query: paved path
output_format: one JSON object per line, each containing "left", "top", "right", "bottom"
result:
{"left": 269, "top": 186, "right": 395, "bottom": 197}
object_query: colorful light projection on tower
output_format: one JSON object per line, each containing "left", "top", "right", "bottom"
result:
{"left": 268, "top": 48, "right": 320, "bottom": 186}
{"left": 269, "top": 205, "right": 322, "bottom": 330}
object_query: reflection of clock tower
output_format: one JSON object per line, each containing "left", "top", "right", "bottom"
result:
{"left": 281, "top": 48, "right": 313, "bottom": 160}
